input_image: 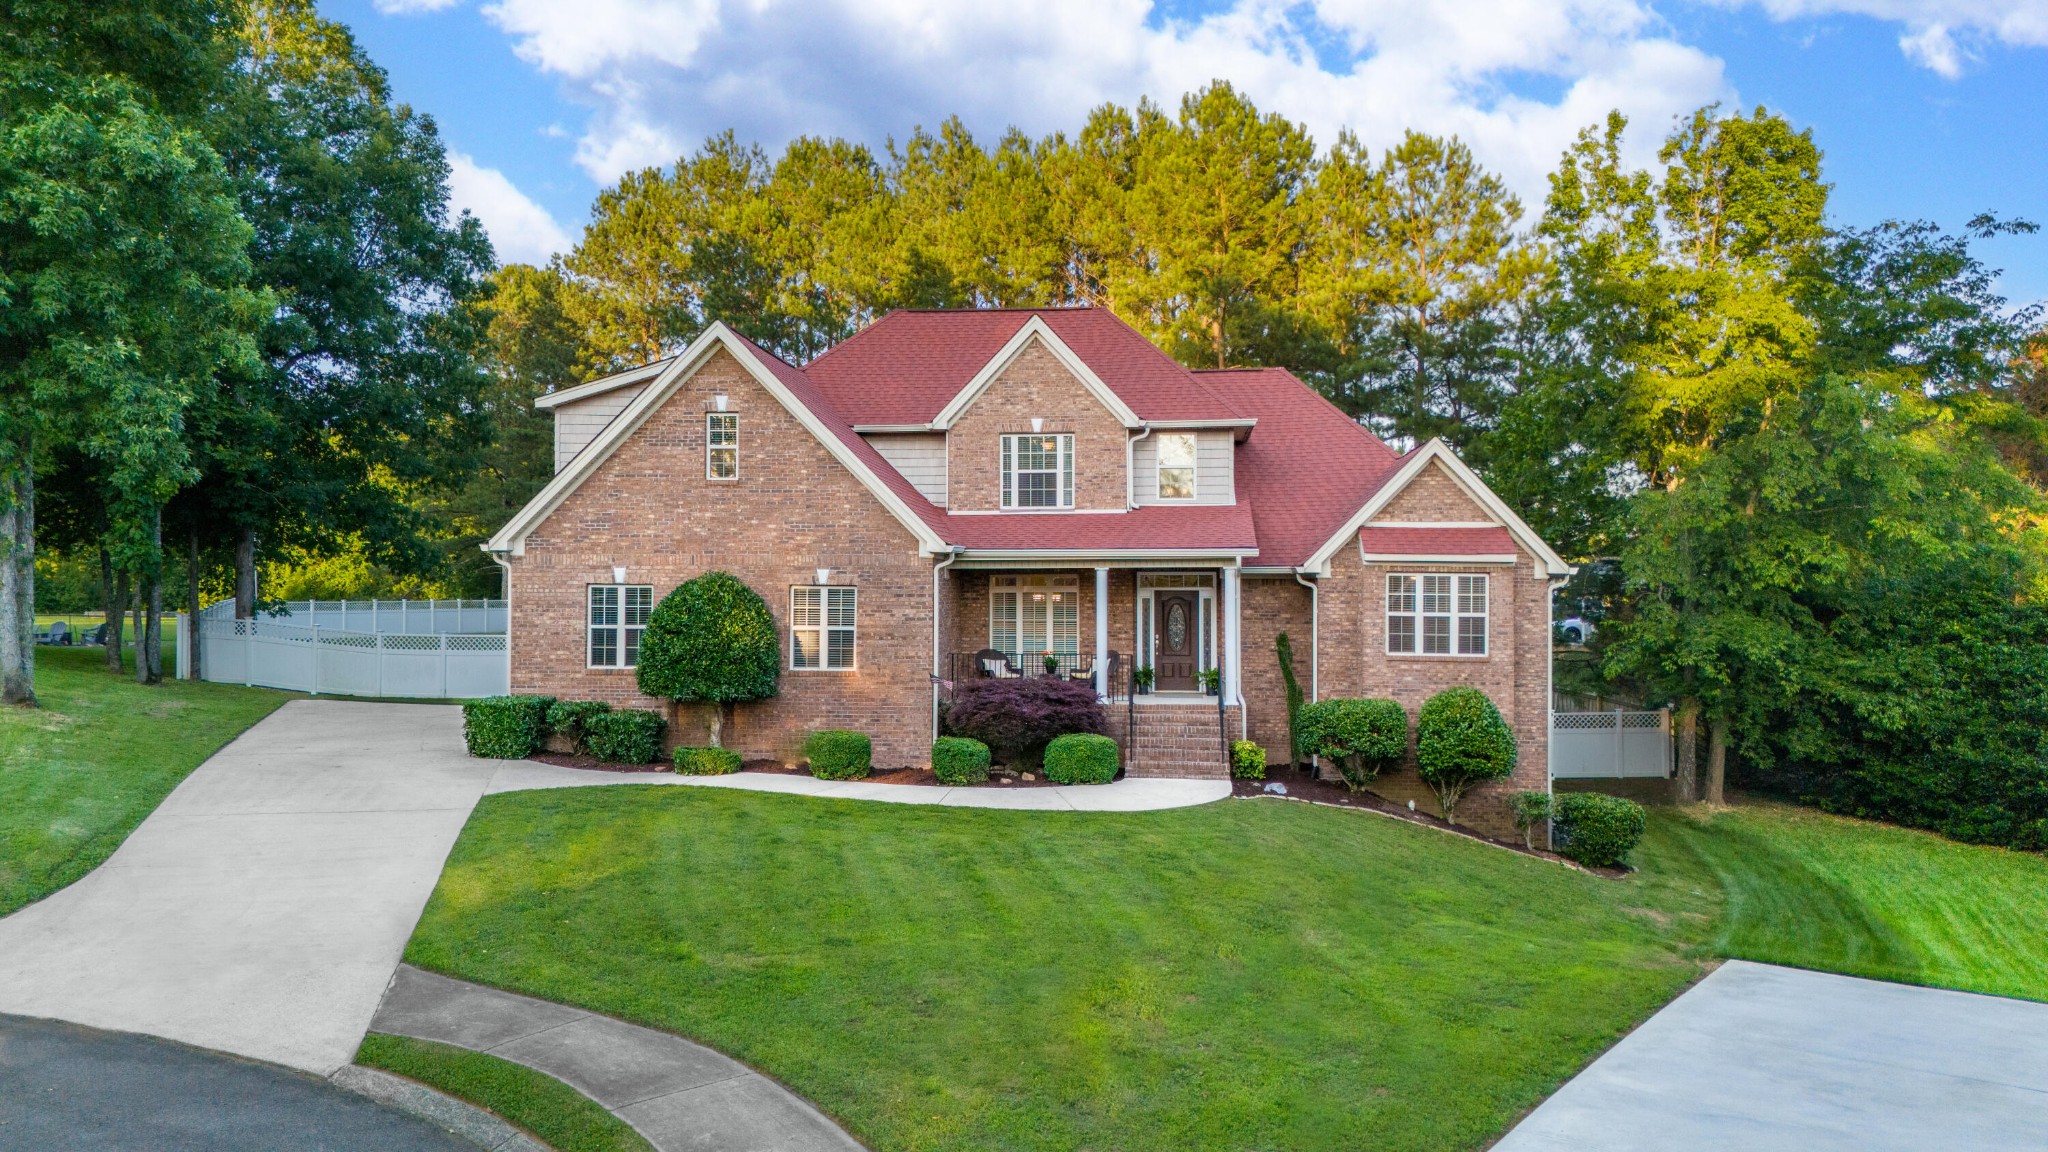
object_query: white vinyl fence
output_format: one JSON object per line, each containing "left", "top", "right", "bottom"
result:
{"left": 195, "top": 600, "right": 508, "bottom": 699}
{"left": 1550, "top": 710, "right": 1672, "bottom": 779}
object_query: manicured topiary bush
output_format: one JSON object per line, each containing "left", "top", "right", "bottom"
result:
{"left": 1043, "top": 733, "right": 1118, "bottom": 785}
{"left": 806, "top": 730, "right": 871, "bottom": 780}
{"left": 636, "top": 571, "right": 779, "bottom": 748}
{"left": 945, "top": 677, "right": 1105, "bottom": 767}
{"left": 463, "top": 695, "right": 555, "bottom": 759}
{"left": 1416, "top": 686, "right": 1518, "bottom": 826}
{"left": 544, "top": 700, "right": 612, "bottom": 755}
{"left": 675, "top": 746, "right": 743, "bottom": 776}
{"left": 1553, "top": 792, "right": 1647, "bottom": 867}
{"left": 932, "top": 736, "right": 991, "bottom": 785}
{"left": 584, "top": 709, "right": 665, "bottom": 765}
{"left": 1295, "top": 698, "right": 1407, "bottom": 791}
{"left": 1230, "top": 739, "right": 1266, "bottom": 781}
{"left": 1509, "top": 791, "right": 1555, "bottom": 850}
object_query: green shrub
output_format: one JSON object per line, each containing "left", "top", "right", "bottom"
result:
{"left": 675, "top": 746, "right": 742, "bottom": 776}
{"left": 1296, "top": 698, "right": 1407, "bottom": 791}
{"left": 1416, "top": 686, "right": 1518, "bottom": 826}
{"left": 1230, "top": 739, "right": 1266, "bottom": 780}
{"left": 545, "top": 700, "right": 613, "bottom": 755}
{"left": 932, "top": 737, "right": 991, "bottom": 785}
{"left": 1044, "top": 733, "right": 1118, "bottom": 785}
{"left": 584, "top": 709, "right": 665, "bottom": 765}
{"left": 806, "top": 730, "right": 872, "bottom": 780}
{"left": 462, "top": 695, "right": 555, "bottom": 759}
{"left": 1509, "top": 791, "right": 1555, "bottom": 850}
{"left": 1553, "top": 793, "right": 1647, "bottom": 867}
{"left": 636, "top": 571, "right": 779, "bottom": 748}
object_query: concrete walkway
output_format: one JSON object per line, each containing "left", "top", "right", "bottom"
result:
{"left": 484, "top": 758, "right": 1233, "bottom": 810}
{"left": 0, "top": 700, "right": 1225, "bottom": 1080}
{"left": 0, "top": 1013, "right": 478, "bottom": 1152}
{"left": 372, "top": 965, "right": 863, "bottom": 1151}
{"left": 1495, "top": 960, "right": 2048, "bottom": 1151}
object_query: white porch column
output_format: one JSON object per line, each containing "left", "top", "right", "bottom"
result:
{"left": 1222, "top": 565, "right": 1242, "bottom": 706}
{"left": 1093, "top": 566, "right": 1111, "bottom": 698}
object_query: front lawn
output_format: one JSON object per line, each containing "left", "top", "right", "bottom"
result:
{"left": 0, "top": 645, "right": 289, "bottom": 915}
{"left": 408, "top": 787, "right": 1711, "bottom": 1152}
{"left": 1639, "top": 800, "right": 2048, "bottom": 1001}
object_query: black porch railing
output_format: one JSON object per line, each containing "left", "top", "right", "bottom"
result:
{"left": 947, "top": 651, "right": 1118, "bottom": 688}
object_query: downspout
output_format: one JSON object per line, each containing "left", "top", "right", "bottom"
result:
{"left": 1545, "top": 570, "right": 1572, "bottom": 850}
{"left": 932, "top": 547, "right": 963, "bottom": 741}
{"left": 1126, "top": 425, "right": 1153, "bottom": 509}
{"left": 486, "top": 546, "right": 514, "bottom": 696}
{"left": 1295, "top": 568, "right": 1319, "bottom": 774}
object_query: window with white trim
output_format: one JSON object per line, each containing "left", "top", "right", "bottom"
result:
{"left": 588, "top": 584, "right": 653, "bottom": 668}
{"left": 988, "top": 575, "right": 1079, "bottom": 665}
{"left": 1000, "top": 433, "right": 1073, "bottom": 509}
{"left": 706, "top": 412, "right": 737, "bottom": 479}
{"left": 1156, "top": 432, "right": 1196, "bottom": 500}
{"left": 1386, "top": 573, "right": 1487, "bottom": 656}
{"left": 791, "top": 586, "right": 857, "bottom": 670}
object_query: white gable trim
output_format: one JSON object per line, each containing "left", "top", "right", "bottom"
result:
{"left": 930, "top": 316, "right": 1142, "bottom": 431}
{"left": 1301, "top": 439, "right": 1573, "bottom": 579}
{"left": 486, "top": 323, "right": 947, "bottom": 557}
{"left": 532, "top": 358, "right": 675, "bottom": 410}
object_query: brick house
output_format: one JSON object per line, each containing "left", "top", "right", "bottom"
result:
{"left": 485, "top": 308, "right": 1573, "bottom": 836}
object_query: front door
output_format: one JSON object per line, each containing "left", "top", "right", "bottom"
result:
{"left": 1153, "top": 590, "right": 1200, "bottom": 692}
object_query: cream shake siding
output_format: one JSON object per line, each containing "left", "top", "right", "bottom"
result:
{"left": 552, "top": 384, "right": 648, "bottom": 472}
{"left": 863, "top": 432, "right": 949, "bottom": 506}
{"left": 1131, "top": 429, "right": 1235, "bottom": 506}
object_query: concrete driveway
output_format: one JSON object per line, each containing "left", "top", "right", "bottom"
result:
{"left": 1495, "top": 960, "right": 2048, "bottom": 1151}
{"left": 0, "top": 701, "right": 496, "bottom": 1075}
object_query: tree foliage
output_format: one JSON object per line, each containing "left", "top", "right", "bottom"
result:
{"left": 636, "top": 571, "right": 779, "bottom": 747}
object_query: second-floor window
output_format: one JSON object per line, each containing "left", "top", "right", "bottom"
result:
{"left": 1000, "top": 433, "right": 1073, "bottom": 509}
{"left": 707, "top": 412, "right": 737, "bottom": 479}
{"left": 1156, "top": 433, "right": 1196, "bottom": 500}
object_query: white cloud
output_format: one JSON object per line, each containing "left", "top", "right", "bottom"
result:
{"left": 472, "top": 0, "right": 1731, "bottom": 212}
{"left": 374, "top": 0, "right": 463, "bottom": 13}
{"left": 446, "top": 153, "right": 573, "bottom": 264}
{"left": 1722, "top": 1, "right": 2048, "bottom": 76}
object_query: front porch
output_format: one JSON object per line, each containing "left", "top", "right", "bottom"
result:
{"left": 939, "top": 562, "right": 1246, "bottom": 777}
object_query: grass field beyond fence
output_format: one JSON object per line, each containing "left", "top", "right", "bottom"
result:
{"left": 0, "top": 646, "right": 287, "bottom": 916}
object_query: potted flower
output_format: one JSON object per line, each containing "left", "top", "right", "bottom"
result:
{"left": 1043, "top": 652, "right": 1061, "bottom": 675}
{"left": 1134, "top": 665, "right": 1155, "bottom": 695}
{"left": 1202, "top": 667, "right": 1222, "bottom": 696}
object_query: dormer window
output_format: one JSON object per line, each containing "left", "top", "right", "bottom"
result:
{"left": 1000, "top": 433, "right": 1073, "bottom": 509}
{"left": 1156, "top": 433, "right": 1196, "bottom": 500}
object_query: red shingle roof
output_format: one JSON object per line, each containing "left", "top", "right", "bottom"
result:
{"left": 1358, "top": 526, "right": 1515, "bottom": 556}
{"left": 1192, "top": 368, "right": 1402, "bottom": 567}
{"left": 805, "top": 307, "right": 1244, "bottom": 425}
{"left": 936, "top": 504, "right": 1257, "bottom": 552}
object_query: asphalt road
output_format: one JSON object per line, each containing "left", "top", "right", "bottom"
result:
{"left": 0, "top": 1013, "right": 473, "bottom": 1152}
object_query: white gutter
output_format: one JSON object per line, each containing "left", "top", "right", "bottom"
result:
{"left": 932, "top": 548, "right": 964, "bottom": 740}
{"left": 1126, "top": 425, "right": 1153, "bottom": 509}
{"left": 1295, "top": 568, "right": 1319, "bottom": 775}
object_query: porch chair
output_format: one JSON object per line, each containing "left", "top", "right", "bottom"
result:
{"left": 39, "top": 620, "right": 67, "bottom": 646}
{"left": 973, "top": 648, "right": 1017, "bottom": 678}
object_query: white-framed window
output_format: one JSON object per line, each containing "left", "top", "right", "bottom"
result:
{"left": 1000, "top": 433, "right": 1074, "bottom": 509}
{"left": 706, "top": 412, "right": 737, "bottom": 479}
{"left": 791, "top": 586, "right": 857, "bottom": 670}
{"left": 1386, "top": 573, "right": 1487, "bottom": 656}
{"left": 588, "top": 584, "right": 653, "bottom": 668}
{"left": 989, "top": 575, "right": 1079, "bottom": 665}
{"left": 1156, "top": 432, "right": 1196, "bottom": 500}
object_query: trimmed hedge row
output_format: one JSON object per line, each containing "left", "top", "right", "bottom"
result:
{"left": 807, "top": 730, "right": 872, "bottom": 780}
{"left": 1044, "top": 733, "right": 1118, "bottom": 785}
{"left": 675, "top": 746, "right": 743, "bottom": 775}
{"left": 585, "top": 709, "right": 665, "bottom": 765}
{"left": 545, "top": 700, "right": 611, "bottom": 755}
{"left": 463, "top": 696, "right": 555, "bottom": 759}
{"left": 932, "top": 737, "right": 991, "bottom": 785}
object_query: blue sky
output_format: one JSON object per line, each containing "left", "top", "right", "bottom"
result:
{"left": 325, "top": 0, "right": 2048, "bottom": 306}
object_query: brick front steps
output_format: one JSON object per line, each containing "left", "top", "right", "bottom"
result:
{"left": 1115, "top": 701, "right": 1237, "bottom": 780}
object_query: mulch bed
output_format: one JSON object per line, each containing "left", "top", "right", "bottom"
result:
{"left": 527, "top": 753, "right": 1061, "bottom": 787}
{"left": 1232, "top": 768, "right": 1626, "bottom": 876}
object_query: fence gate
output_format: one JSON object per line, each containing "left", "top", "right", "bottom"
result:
{"left": 195, "top": 599, "right": 508, "bottom": 700}
{"left": 1549, "top": 710, "right": 1672, "bottom": 779}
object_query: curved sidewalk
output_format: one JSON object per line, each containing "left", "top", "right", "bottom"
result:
{"left": 484, "top": 759, "right": 1232, "bottom": 810}
{"left": 372, "top": 965, "right": 863, "bottom": 1151}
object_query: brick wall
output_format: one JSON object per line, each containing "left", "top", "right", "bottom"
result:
{"left": 1373, "top": 463, "right": 1491, "bottom": 521}
{"left": 1238, "top": 576, "right": 1312, "bottom": 759}
{"left": 947, "top": 337, "right": 1129, "bottom": 512}
{"left": 506, "top": 346, "right": 938, "bottom": 769}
